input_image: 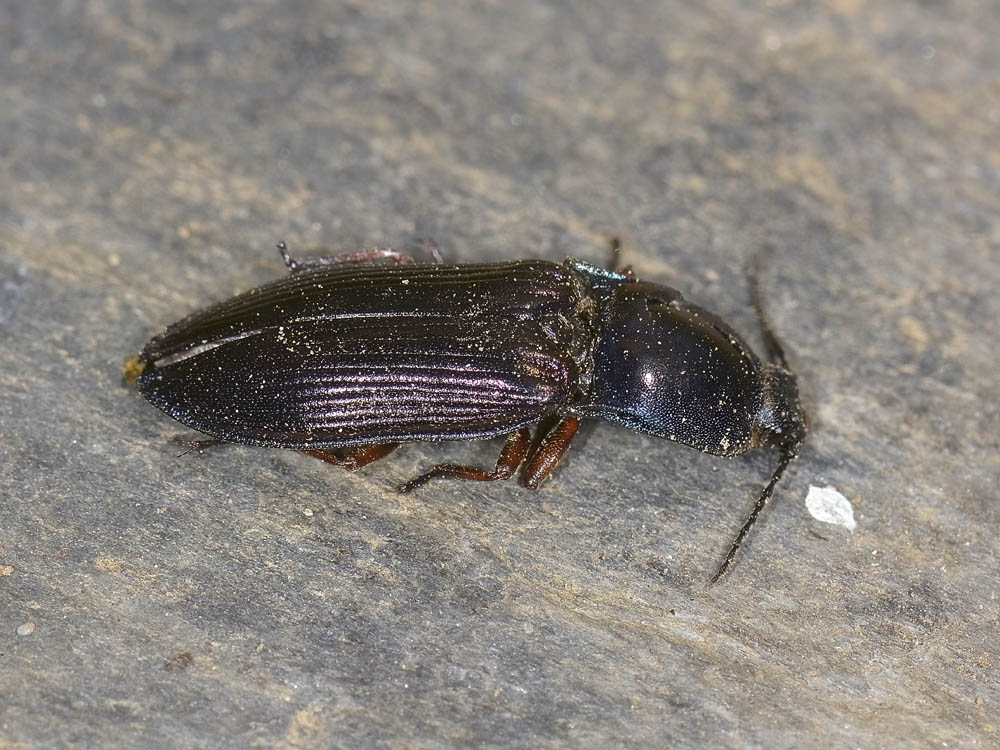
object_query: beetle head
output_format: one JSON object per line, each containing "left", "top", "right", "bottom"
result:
{"left": 753, "top": 363, "right": 806, "bottom": 456}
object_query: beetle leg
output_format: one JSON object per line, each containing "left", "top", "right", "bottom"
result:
{"left": 170, "top": 436, "right": 227, "bottom": 457}
{"left": 304, "top": 443, "right": 400, "bottom": 471}
{"left": 605, "top": 236, "right": 636, "bottom": 278}
{"left": 520, "top": 416, "right": 580, "bottom": 489}
{"left": 407, "top": 236, "right": 443, "bottom": 264}
{"left": 277, "top": 241, "right": 418, "bottom": 273}
{"left": 397, "top": 428, "right": 532, "bottom": 494}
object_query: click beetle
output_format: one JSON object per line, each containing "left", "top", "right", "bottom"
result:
{"left": 127, "top": 241, "right": 806, "bottom": 581}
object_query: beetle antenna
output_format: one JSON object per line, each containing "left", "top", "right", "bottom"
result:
{"left": 749, "top": 247, "right": 789, "bottom": 370}
{"left": 710, "top": 449, "right": 796, "bottom": 584}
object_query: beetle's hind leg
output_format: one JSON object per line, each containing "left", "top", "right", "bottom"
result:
{"left": 520, "top": 416, "right": 580, "bottom": 489}
{"left": 398, "top": 429, "right": 532, "bottom": 494}
{"left": 305, "top": 443, "right": 400, "bottom": 471}
{"left": 170, "top": 436, "right": 228, "bottom": 457}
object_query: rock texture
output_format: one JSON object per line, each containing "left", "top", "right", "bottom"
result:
{"left": 1, "top": 1, "right": 997, "bottom": 747}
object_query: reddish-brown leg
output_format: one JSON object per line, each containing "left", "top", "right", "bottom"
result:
{"left": 520, "top": 416, "right": 580, "bottom": 489}
{"left": 304, "top": 443, "right": 400, "bottom": 471}
{"left": 398, "top": 428, "right": 532, "bottom": 494}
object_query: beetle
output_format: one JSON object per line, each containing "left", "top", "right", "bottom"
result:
{"left": 126, "top": 241, "right": 806, "bottom": 581}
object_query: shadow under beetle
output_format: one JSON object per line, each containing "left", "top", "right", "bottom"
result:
{"left": 127, "top": 241, "right": 806, "bottom": 582}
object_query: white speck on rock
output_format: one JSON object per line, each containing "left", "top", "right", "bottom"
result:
{"left": 805, "top": 485, "right": 856, "bottom": 531}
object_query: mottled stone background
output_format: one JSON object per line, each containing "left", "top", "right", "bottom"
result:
{"left": 2, "top": 1, "right": 997, "bottom": 747}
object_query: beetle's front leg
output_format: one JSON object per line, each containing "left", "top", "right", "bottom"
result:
{"left": 520, "top": 416, "right": 580, "bottom": 489}
{"left": 304, "top": 443, "right": 400, "bottom": 471}
{"left": 398, "top": 428, "right": 532, "bottom": 494}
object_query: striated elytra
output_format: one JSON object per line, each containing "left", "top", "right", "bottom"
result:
{"left": 127, "top": 243, "right": 806, "bottom": 581}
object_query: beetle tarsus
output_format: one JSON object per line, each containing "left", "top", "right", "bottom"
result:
{"left": 171, "top": 437, "right": 227, "bottom": 458}
{"left": 605, "top": 235, "right": 636, "bottom": 277}
{"left": 710, "top": 450, "right": 796, "bottom": 584}
{"left": 408, "top": 237, "right": 444, "bottom": 264}
{"left": 399, "top": 428, "right": 532, "bottom": 493}
{"left": 277, "top": 241, "right": 298, "bottom": 271}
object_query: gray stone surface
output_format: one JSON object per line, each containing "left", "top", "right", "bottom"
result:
{"left": 1, "top": 1, "right": 997, "bottom": 747}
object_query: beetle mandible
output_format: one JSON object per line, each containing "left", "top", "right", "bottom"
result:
{"left": 126, "top": 241, "right": 806, "bottom": 581}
